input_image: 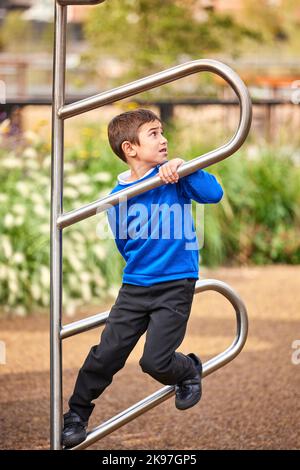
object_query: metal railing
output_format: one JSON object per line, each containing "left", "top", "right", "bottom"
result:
{"left": 51, "top": 0, "right": 251, "bottom": 450}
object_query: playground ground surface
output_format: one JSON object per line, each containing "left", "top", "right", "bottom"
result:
{"left": 0, "top": 265, "right": 299, "bottom": 450}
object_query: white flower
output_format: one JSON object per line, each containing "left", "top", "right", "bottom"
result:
{"left": 40, "top": 224, "right": 49, "bottom": 234}
{"left": 23, "top": 147, "right": 38, "bottom": 159}
{"left": 19, "top": 270, "right": 28, "bottom": 282}
{"left": 93, "top": 273, "right": 105, "bottom": 287}
{"left": 81, "top": 282, "right": 92, "bottom": 302}
{"left": 127, "top": 13, "right": 140, "bottom": 24}
{"left": 1, "top": 158, "right": 21, "bottom": 169}
{"left": 40, "top": 266, "right": 50, "bottom": 289}
{"left": 41, "top": 291, "right": 49, "bottom": 307}
{"left": 31, "top": 193, "right": 44, "bottom": 205}
{"left": 12, "top": 204, "right": 26, "bottom": 216}
{"left": 34, "top": 204, "right": 47, "bottom": 218}
{"left": 67, "top": 253, "right": 83, "bottom": 272}
{"left": 24, "top": 130, "right": 38, "bottom": 144}
{"left": 31, "top": 282, "right": 42, "bottom": 301}
{"left": 43, "top": 155, "right": 51, "bottom": 169}
{"left": 12, "top": 252, "right": 25, "bottom": 265}
{"left": 64, "top": 187, "right": 79, "bottom": 199}
{"left": 64, "top": 162, "right": 75, "bottom": 172}
{"left": 79, "top": 271, "right": 91, "bottom": 283}
{"left": 79, "top": 185, "right": 92, "bottom": 195}
{"left": 35, "top": 175, "right": 49, "bottom": 186}
{"left": 93, "top": 172, "right": 111, "bottom": 183}
{"left": 8, "top": 269, "right": 18, "bottom": 294}
{"left": 14, "top": 216, "right": 24, "bottom": 226}
{"left": 0, "top": 194, "right": 8, "bottom": 203}
{"left": 93, "top": 245, "right": 106, "bottom": 260}
{"left": 24, "top": 159, "right": 39, "bottom": 170}
{"left": 2, "top": 236, "right": 12, "bottom": 258}
{"left": 247, "top": 145, "right": 260, "bottom": 160}
{"left": 0, "top": 265, "right": 8, "bottom": 280}
{"left": 69, "top": 273, "right": 79, "bottom": 290}
{"left": 16, "top": 182, "right": 31, "bottom": 196}
{"left": 4, "top": 213, "right": 15, "bottom": 228}
{"left": 68, "top": 173, "right": 90, "bottom": 186}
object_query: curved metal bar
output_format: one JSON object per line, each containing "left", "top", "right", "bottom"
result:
{"left": 59, "top": 59, "right": 251, "bottom": 123}
{"left": 57, "top": 59, "right": 252, "bottom": 229}
{"left": 70, "top": 279, "right": 248, "bottom": 450}
{"left": 195, "top": 279, "right": 248, "bottom": 373}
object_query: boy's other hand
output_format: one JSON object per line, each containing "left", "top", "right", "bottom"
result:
{"left": 158, "top": 158, "right": 185, "bottom": 184}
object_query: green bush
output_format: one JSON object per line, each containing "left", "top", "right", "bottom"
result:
{"left": 1, "top": 124, "right": 300, "bottom": 316}
{"left": 0, "top": 127, "right": 125, "bottom": 316}
{"left": 197, "top": 146, "right": 300, "bottom": 266}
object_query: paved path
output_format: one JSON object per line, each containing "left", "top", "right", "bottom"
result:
{"left": 0, "top": 266, "right": 299, "bottom": 449}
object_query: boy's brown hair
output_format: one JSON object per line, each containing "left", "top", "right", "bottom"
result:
{"left": 107, "top": 108, "right": 161, "bottom": 162}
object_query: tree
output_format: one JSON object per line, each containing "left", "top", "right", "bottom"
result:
{"left": 82, "top": 0, "right": 260, "bottom": 85}
{"left": 0, "top": 11, "right": 33, "bottom": 52}
{"left": 237, "top": 0, "right": 300, "bottom": 58}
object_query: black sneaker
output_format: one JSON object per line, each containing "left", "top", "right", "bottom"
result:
{"left": 61, "top": 410, "right": 88, "bottom": 448}
{"left": 175, "top": 353, "right": 202, "bottom": 410}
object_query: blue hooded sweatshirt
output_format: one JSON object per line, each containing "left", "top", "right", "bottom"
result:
{"left": 107, "top": 164, "right": 223, "bottom": 286}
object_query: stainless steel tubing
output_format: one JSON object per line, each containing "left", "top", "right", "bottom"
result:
{"left": 57, "top": 59, "right": 252, "bottom": 229}
{"left": 59, "top": 60, "right": 251, "bottom": 122}
{"left": 50, "top": 2, "right": 67, "bottom": 450}
{"left": 69, "top": 279, "right": 248, "bottom": 450}
{"left": 60, "top": 310, "right": 109, "bottom": 339}
{"left": 51, "top": 0, "right": 251, "bottom": 451}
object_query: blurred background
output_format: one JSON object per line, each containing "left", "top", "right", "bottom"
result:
{"left": 1, "top": 0, "right": 300, "bottom": 316}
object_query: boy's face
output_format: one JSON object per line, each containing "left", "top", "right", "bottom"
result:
{"left": 130, "top": 120, "right": 168, "bottom": 165}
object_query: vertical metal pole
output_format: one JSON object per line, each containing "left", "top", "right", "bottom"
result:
{"left": 50, "top": 1, "right": 67, "bottom": 450}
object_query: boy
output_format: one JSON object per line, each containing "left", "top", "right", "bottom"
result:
{"left": 62, "top": 109, "right": 223, "bottom": 448}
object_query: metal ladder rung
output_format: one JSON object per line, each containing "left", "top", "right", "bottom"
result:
{"left": 61, "top": 310, "right": 109, "bottom": 339}
{"left": 57, "top": 147, "right": 229, "bottom": 229}
{"left": 58, "top": 59, "right": 252, "bottom": 120}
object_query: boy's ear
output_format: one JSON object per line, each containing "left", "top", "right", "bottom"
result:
{"left": 121, "top": 140, "right": 137, "bottom": 158}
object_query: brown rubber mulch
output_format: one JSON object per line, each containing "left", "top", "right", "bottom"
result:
{"left": 0, "top": 265, "right": 299, "bottom": 450}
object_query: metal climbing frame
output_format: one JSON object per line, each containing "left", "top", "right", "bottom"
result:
{"left": 51, "top": 0, "right": 252, "bottom": 450}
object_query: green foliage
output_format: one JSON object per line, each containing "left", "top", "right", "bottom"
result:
{"left": 82, "top": 0, "right": 259, "bottom": 82}
{"left": 235, "top": 0, "right": 300, "bottom": 58}
{"left": 0, "top": 11, "right": 54, "bottom": 53}
{"left": 0, "top": 12, "right": 33, "bottom": 52}
{"left": 196, "top": 146, "right": 300, "bottom": 266}
{"left": 0, "top": 127, "right": 125, "bottom": 316}
{"left": 1, "top": 122, "right": 300, "bottom": 316}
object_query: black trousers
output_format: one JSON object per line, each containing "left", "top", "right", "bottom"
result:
{"left": 69, "top": 278, "right": 197, "bottom": 421}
